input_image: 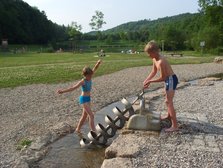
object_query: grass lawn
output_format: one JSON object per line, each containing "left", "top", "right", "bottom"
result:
{"left": 0, "top": 52, "right": 215, "bottom": 88}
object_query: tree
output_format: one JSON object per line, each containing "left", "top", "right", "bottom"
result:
{"left": 198, "top": 0, "right": 223, "bottom": 12}
{"left": 197, "top": 0, "right": 223, "bottom": 52}
{"left": 67, "top": 21, "right": 82, "bottom": 51}
{"left": 89, "top": 10, "right": 106, "bottom": 31}
{"left": 0, "top": 0, "right": 68, "bottom": 44}
{"left": 119, "top": 31, "right": 127, "bottom": 41}
{"left": 68, "top": 21, "right": 82, "bottom": 38}
{"left": 139, "top": 28, "right": 150, "bottom": 42}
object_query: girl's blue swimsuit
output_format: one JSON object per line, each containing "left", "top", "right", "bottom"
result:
{"left": 81, "top": 79, "right": 92, "bottom": 92}
{"left": 79, "top": 79, "right": 92, "bottom": 104}
{"left": 79, "top": 96, "right": 91, "bottom": 104}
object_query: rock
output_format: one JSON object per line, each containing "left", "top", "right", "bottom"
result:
{"left": 199, "top": 81, "right": 214, "bottom": 86}
{"left": 13, "top": 159, "right": 29, "bottom": 168}
{"left": 49, "top": 131, "right": 60, "bottom": 143}
{"left": 101, "top": 158, "right": 133, "bottom": 168}
{"left": 177, "top": 82, "right": 190, "bottom": 89}
{"left": 51, "top": 122, "right": 74, "bottom": 136}
{"left": 214, "top": 57, "right": 223, "bottom": 64}
{"left": 105, "top": 134, "right": 144, "bottom": 159}
{"left": 20, "top": 155, "right": 37, "bottom": 164}
{"left": 30, "top": 133, "right": 51, "bottom": 150}
{"left": 29, "top": 142, "right": 46, "bottom": 151}
{"left": 198, "top": 79, "right": 214, "bottom": 86}
{"left": 34, "top": 150, "right": 47, "bottom": 161}
{"left": 202, "top": 77, "right": 221, "bottom": 81}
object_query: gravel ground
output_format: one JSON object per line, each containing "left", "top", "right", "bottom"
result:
{"left": 102, "top": 80, "right": 223, "bottom": 168}
{"left": 131, "top": 81, "right": 223, "bottom": 168}
{"left": 0, "top": 63, "right": 223, "bottom": 167}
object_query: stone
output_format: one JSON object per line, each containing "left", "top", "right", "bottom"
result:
{"left": 29, "top": 142, "right": 46, "bottom": 151}
{"left": 101, "top": 158, "right": 133, "bottom": 168}
{"left": 213, "top": 57, "right": 223, "bottom": 64}
{"left": 105, "top": 134, "right": 143, "bottom": 159}
{"left": 197, "top": 79, "right": 214, "bottom": 86}
{"left": 30, "top": 133, "right": 51, "bottom": 150}
{"left": 202, "top": 77, "right": 221, "bottom": 81}
{"left": 13, "top": 159, "right": 29, "bottom": 168}
{"left": 20, "top": 155, "right": 37, "bottom": 164}
{"left": 49, "top": 131, "right": 60, "bottom": 143}
{"left": 51, "top": 122, "right": 74, "bottom": 136}
{"left": 177, "top": 82, "right": 190, "bottom": 89}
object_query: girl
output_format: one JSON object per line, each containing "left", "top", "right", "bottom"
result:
{"left": 57, "top": 60, "right": 101, "bottom": 133}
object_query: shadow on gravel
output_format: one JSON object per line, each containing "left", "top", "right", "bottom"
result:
{"left": 161, "top": 118, "right": 223, "bottom": 135}
{"left": 178, "top": 121, "right": 223, "bottom": 135}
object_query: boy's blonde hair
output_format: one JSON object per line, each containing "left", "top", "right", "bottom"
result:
{"left": 82, "top": 66, "right": 93, "bottom": 76}
{"left": 144, "top": 40, "right": 159, "bottom": 53}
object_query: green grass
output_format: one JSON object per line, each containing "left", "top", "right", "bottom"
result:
{"left": 16, "top": 138, "right": 32, "bottom": 150}
{"left": 0, "top": 52, "right": 215, "bottom": 88}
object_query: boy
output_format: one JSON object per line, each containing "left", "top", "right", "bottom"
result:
{"left": 143, "top": 41, "right": 179, "bottom": 132}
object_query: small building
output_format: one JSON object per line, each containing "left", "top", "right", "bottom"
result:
{"left": 1, "top": 39, "right": 8, "bottom": 51}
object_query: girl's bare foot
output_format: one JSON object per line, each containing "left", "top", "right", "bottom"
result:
{"left": 75, "top": 129, "right": 81, "bottom": 134}
{"left": 164, "top": 127, "right": 179, "bottom": 132}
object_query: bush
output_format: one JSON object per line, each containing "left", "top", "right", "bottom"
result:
{"left": 45, "top": 47, "right": 54, "bottom": 53}
{"left": 209, "top": 47, "right": 223, "bottom": 55}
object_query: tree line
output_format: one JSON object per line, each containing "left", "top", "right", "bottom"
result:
{"left": 0, "top": 0, "right": 68, "bottom": 44}
{"left": 0, "top": 0, "right": 222, "bottom": 53}
{"left": 102, "top": 0, "right": 223, "bottom": 53}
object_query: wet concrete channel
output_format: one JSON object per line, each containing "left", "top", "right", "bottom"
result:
{"left": 38, "top": 97, "right": 136, "bottom": 168}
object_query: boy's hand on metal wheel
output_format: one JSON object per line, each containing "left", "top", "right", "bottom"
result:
{"left": 143, "top": 83, "right": 150, "bottom": 89}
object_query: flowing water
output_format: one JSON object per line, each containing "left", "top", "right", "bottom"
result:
{"left": 38, "top": 97, "right": 136, "bottom": 168}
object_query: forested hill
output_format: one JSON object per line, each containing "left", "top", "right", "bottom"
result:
{"left": 0, "top": 0, "right": 67, "bottom": 44}
{"left": 1, "top": 0, "right": 222, "bottom": 52}
{"left": 100, "top": 13, "right": 206, "bottom": 50}
{"left": 103, "top": 13, "right": 201, "bottom": 34}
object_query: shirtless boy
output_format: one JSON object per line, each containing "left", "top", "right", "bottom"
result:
{"left": 143, "top": 41, "right": 179, "bottom": 132}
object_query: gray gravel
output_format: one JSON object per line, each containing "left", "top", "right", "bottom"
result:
{"left": 102, "top": 80, "right": 223, "bottom": 168}
{"left": 132, "top": 81, "right": 223, "bottom": 168}
{"left": 0, "top": 63, "right": 223, "bottom": 167}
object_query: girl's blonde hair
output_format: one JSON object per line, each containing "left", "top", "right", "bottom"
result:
{"left": 144, "top": 40, "right": 159, "bottom": 53}
{"left": 82, "top": 66, "right": 93, "bottom": 76}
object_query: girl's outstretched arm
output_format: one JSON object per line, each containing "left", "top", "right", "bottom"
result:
{"left": 57, "top": 79, "right": 84, "bottom": 94}
{"left": 92, "top": 59, "right": 102, "bottom": 74}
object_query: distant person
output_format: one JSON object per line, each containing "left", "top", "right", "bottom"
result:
{"left": 99, "top": 49, "right": 105, "bottom": 57}
{"left": 143, "top": 41, "right": 179, "bottom": 132}
{"left": 57, "top": 60, "right": 102, "bottom": 133}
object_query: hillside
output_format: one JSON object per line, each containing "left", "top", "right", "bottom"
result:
{"left": 0, "top": 1, "right": 222, "bottom": 52}
{"left": 103, "top": 13, "right": 201, "bottom": 34}
{"left": 0, "top": 0, "right": 67, "bottom": 44}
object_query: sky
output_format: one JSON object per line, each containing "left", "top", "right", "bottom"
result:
{"left": 23, "top": 0, "right": 200, "bottom": 32}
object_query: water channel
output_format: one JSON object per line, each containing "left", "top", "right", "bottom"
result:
{"left": 38, "top": 97, "right": 135, "bottom": 168}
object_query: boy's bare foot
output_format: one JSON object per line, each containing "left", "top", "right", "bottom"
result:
{"left": 164, "top": 127, "right": 179, "bottom": 132}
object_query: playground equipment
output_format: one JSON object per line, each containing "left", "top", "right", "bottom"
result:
{"left": 127, "top": 91, "right": 161, "bottom": 131}
{"left": 80, "top": 90, "right": 161, "bottom": 148}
